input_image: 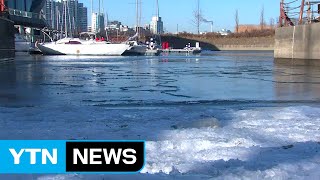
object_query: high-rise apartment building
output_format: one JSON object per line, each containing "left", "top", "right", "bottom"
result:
{"left": 77, "top": 3, "right": 87, "bottom": 33}
{"left": 45, "top": 0, "right": 62, "bottom": 30}
{"left": 150, "top": 16, "right": 163, "bottom": 34}
{"left": 91, "top": 12, "right": 104, "bottom": 33}
{"left": 44, "top": 0, "right": 87, "bottom": 34}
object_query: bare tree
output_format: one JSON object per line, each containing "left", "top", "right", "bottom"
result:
{"left": 269, "top": 17, "right": 275, "bottom": 29}
{"left": 260, "top": 5, "right": 265, "bottom": 30}
{"left": 235, "top": 9, "right": 239, "bottom": 33}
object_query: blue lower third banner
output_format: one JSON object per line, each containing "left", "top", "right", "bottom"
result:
{"left": 0, "top": 140, "right": 145, "bottom": 174}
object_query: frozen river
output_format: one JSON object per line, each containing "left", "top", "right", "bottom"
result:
{"left": 0, "top": 51, "right": 320, "bottom": 179}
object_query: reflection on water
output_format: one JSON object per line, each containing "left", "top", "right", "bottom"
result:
{"left": 0, "top": 52, "right": 320, "bottom": 108}
{"left": 274, "top": 59, "right": 320, "bottom": 101}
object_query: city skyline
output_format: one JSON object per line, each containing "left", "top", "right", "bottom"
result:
{"left": 82, "top": 0, "right": 281, "bottom": 33}
{"left": 44, "top": 0, "right": 88, "bottom": 34}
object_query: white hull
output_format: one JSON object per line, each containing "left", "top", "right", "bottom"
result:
{"left": 36, "top": 39, "right": 131, "bottom": 56}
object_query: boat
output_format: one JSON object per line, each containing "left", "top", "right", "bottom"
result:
{"left": 162, "top": 42, "right": 202, "bottom": 54}
{"left": 162, "top": 48, "right": 202, "bottom": 54}
{"left": 183, "top": 42, "right": 202, "bottom": 54}
{"left": 15, "top": 33, "right": 31, "bottom": 52}
{"left": 36, "top": 38, "right": 131, "bottom": 56}
{"left": 121, "top": 0, "right": 148, "bottom": 56}
{"left": 122, "top": 41, "right": 147, "bottom": 56}
{"left": 145, "top": 49, "right": 162, "bottom": 56}
{"left": 122, "top": 32, "right": 147, "bottom": 56}
{"left": 183, "top": 47, "right": 202, "bottom": 54}
{"left": 29, "top": 42, "right": 43, "bottom": 54}
{"left": 145, "top": 37, "right": 162, "bottom": 56}
{"left": 36, "top": 0, "right": 132, "bottom": 56}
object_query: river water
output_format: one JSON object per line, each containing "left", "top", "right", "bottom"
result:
{"left": 0, "top": 51, "right": 320, "bottom": 179}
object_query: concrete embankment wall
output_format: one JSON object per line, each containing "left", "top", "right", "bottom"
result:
{"left": 215, "top": 45, "right": 273, "bottom": 51}
{"left": 275, "top": 23, "right": 320, "bottom": 60}
{"left": 161, "top": 35, "right": 274, "bottom": 51}
{"left": 0, "top": 17, "right": 14, "bottom": 62}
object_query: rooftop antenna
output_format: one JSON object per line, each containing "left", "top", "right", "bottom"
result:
{"left": 139, "top": 0, "right": 142, "bottom": 37}
{"left": 197, "top": 0, "right": 200, "bottom": 34}
{"left": 136, "top": 0, "right": 139, "bottom": 39}
{"left": 99, "top": 0, "right": 101, "bottom": 14}
{"left": 102, "top": 0, "right": 104, "bottom": 14}
{"left": 91, "top": 0, "right": 93, "bottom": 15}
{"left": 156, "top": 0, "right": 159, "bottom": 17}
{"left": 91, "top": 0, "right": 93, "bottom": 28}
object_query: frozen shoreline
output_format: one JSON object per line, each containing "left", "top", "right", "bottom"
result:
{"left": 0, "top": 105, "right": 319, "bottom": 179}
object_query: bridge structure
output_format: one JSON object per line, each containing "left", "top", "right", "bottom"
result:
{"left": 0, "top": 0, "right": 47, "bottom": 28}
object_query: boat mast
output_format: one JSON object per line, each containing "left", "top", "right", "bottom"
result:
{"left": 56, "top": 6, "right": 58, "bottom": 32}
{"left": 156, "top": 0, "right": 159, "bottom": 18}
{"left": 105, "top": 12, "right": 109, "bottom": 41}
{"left": 64, "top": 0, "right": 67, "bottom": 37}
{"left": 98, "top": 0, "right": 101, "bottom": 33}
{"left": 136, "top": 0, "right": 139, "bottom": 40}
{"left": 91, "top": 0, "right": 93, "bottom": 15}
{"left": 67, "top": 0, "right": 72, "bottom": 38}
{"left": 155, "top": 0, "right": 161, "bottom": 45}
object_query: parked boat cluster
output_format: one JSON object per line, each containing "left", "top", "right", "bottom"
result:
{"left": 13, "top": 0, "right": 201, "bottom": 57}
{"left": 15, "top": 32, "right": 202, "bottom": 56}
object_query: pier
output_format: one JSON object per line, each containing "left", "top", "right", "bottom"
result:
{"left": 275, "top": 0, "right": 320, "bottom": 60}
{"left": 0, "top": 2, "right": 14, "bottom": 62}
{"left": 0, "top": 0, "right": 47, "bottom": 62}
{"left": 0, "top": 17, "right": 14, "bottom": 62}
{"left": 275, "top": 23, "right": 320, "bottom": 60}
{"left": 162, "top": 48, "right": 201, "bottom": 54}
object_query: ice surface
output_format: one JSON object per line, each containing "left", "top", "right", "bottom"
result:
{"left": 1, "top": 52, "right": 320, "bottom": 179}
{"left": 0, "top": 106, "right": 319, "bottom": 179}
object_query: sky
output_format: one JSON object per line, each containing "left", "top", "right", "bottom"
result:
{"left": 80, "top": 0, "right": 282, "bottom": 33}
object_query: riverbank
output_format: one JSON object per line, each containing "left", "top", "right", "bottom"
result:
{"left": 162, "top": 35, "right": 275, "bottom": 51}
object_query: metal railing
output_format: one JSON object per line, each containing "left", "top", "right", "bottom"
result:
{"left": 8, "top": 8, "right": 45, "bottom": 20}
{"left": 280, "top": 0, "right": 320, "bottom": 27}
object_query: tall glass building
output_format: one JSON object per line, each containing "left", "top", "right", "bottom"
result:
{"left": 4, "top": 0, "right": 45, "bottom": 13}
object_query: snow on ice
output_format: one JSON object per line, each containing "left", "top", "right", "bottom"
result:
{"left": 0, "top": 105, "right": 319, "bottom": 179}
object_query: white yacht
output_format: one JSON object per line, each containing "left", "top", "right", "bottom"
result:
{"left": 36, "top": 38, "right": 131, "bottom": 56}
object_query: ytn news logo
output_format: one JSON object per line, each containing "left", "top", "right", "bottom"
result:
{"left": 0, "top": 140, "right": 145, "bottom": 173}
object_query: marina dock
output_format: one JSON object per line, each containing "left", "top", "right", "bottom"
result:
{"left": 162, "top": 48, "right": 202, "bottom": 54}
